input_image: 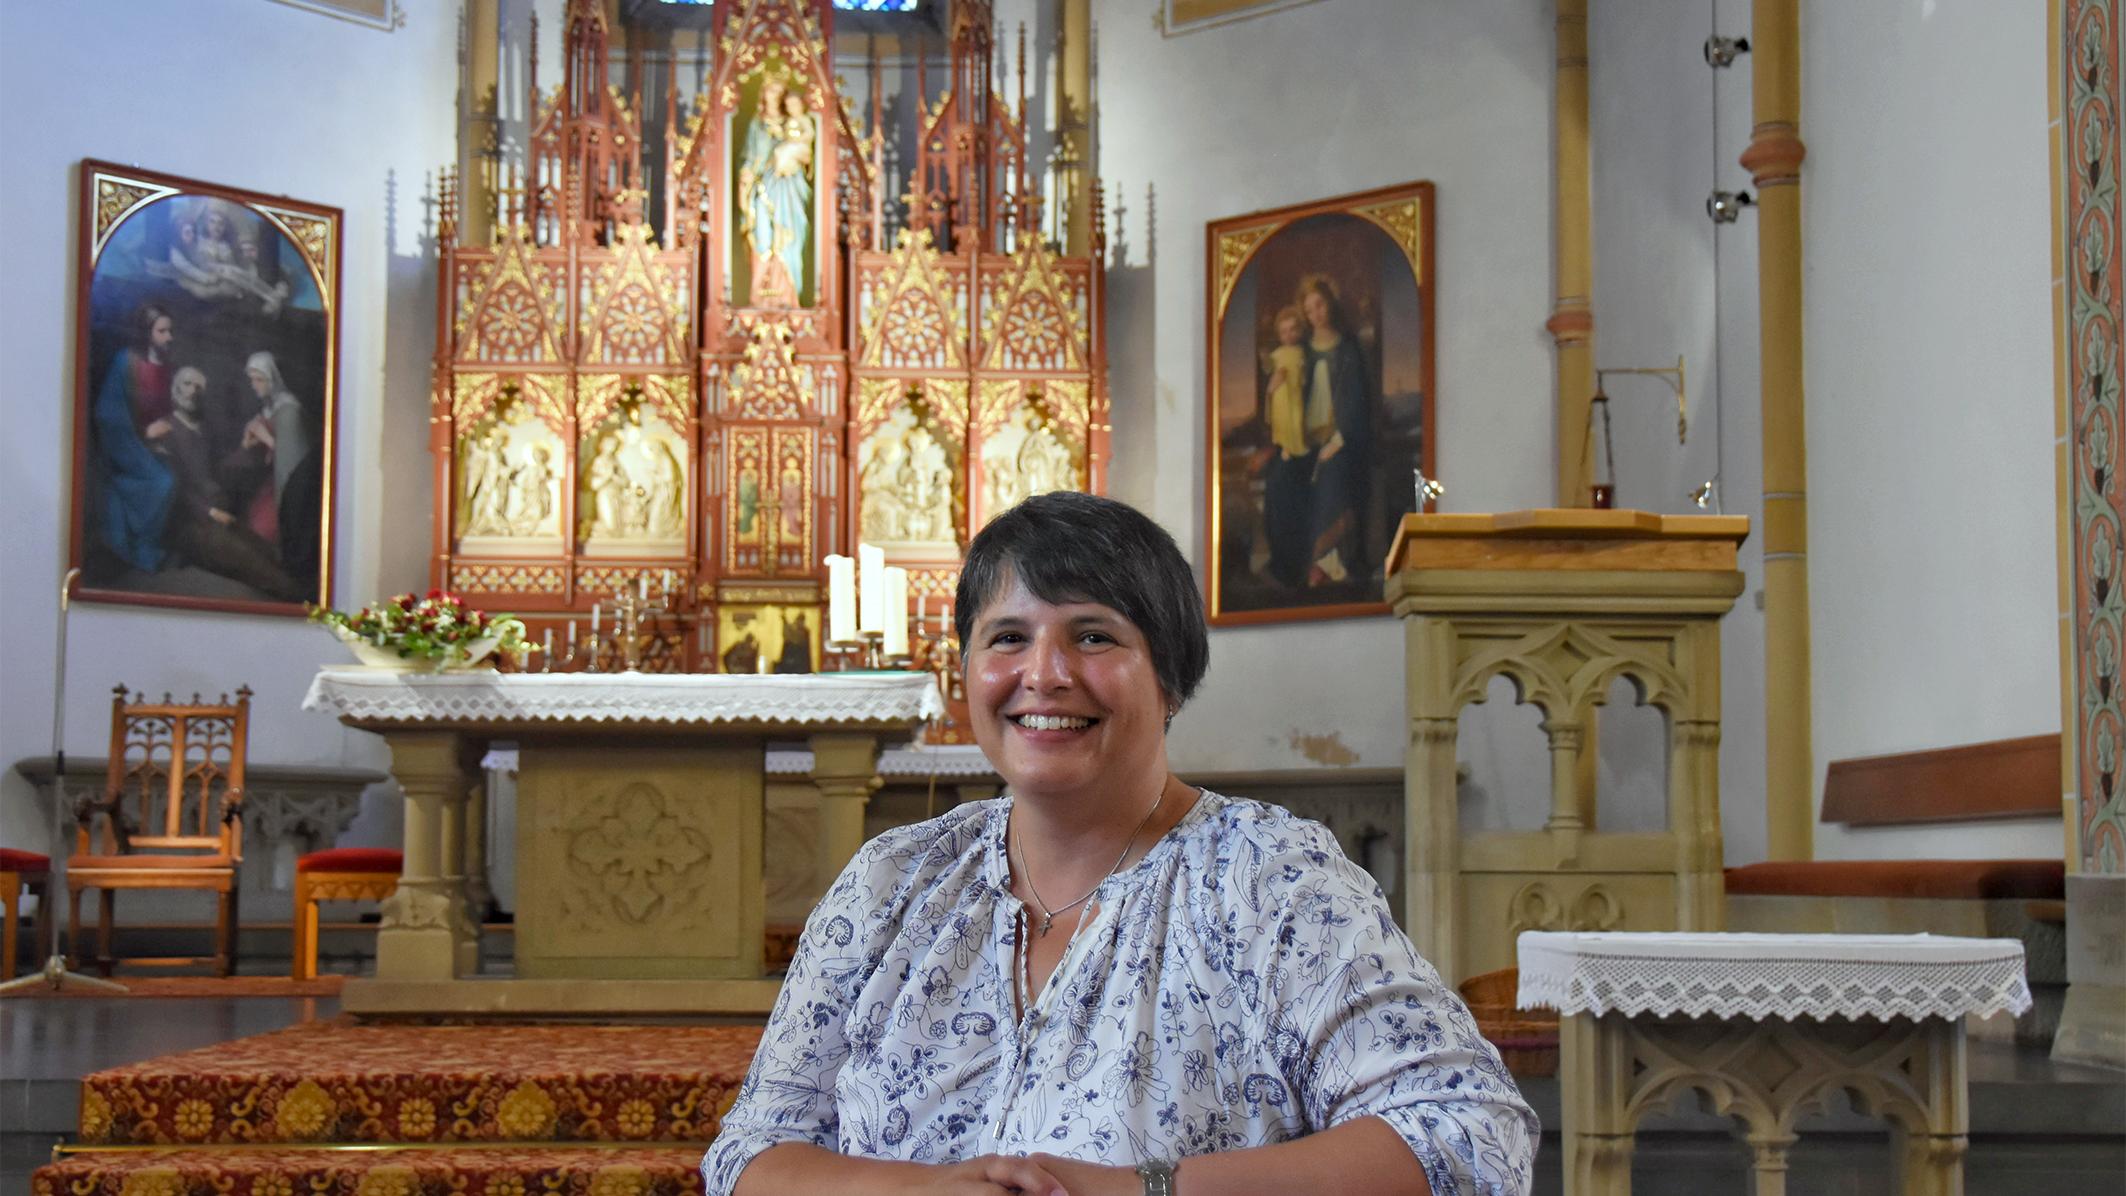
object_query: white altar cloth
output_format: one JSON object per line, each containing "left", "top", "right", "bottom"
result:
{"left": 303, "top": 669, "right": 945, "bottom": 726}
{"left": 1516, "top": 931, "right": 2032, "bottom": 1023}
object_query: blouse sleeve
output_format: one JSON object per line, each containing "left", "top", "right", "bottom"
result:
{"left": 1253, "top": 825, "right": 1538, "bottom": 1196}
{"left": 699, "top": 834, "right": 906, "bottom": 1195}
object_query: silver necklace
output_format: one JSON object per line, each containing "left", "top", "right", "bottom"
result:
{"left": 1013, "top": 783, "right": 1164, "bottom": 938}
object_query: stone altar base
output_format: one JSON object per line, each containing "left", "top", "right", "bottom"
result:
{"left": 32, "top": 1020, "right": 761, "bottom": 1195}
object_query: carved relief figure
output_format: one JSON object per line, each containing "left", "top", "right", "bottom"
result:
{"left": 460, "top": 427, "right": 505, "bottom": 534}
{"left": 983, "top": 399, "right": 1077, "bottom": 519}
{"left": 902, "top": 423, "right": 954, "bottom": 542}
{"left": 506, "top": 444, "right": 556, "bottom": 535}
{"left": 643, "top": 439, "right": 686, "bottom": 538}
{"left": 737, "top": 73, "right": 813, "bottom": 309}
{"left": 583, "top": 432, "right": 631, "bottom": 538}
{"left": 857, "top": 407, "right": 915, "bottom": 542}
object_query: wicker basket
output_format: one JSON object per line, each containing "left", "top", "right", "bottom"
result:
{"left": 1458, "top": 968, "right": 1559, "bottom": 1078}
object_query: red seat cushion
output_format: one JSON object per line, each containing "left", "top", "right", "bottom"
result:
{"left": 0, "top": 848, "right": 51, "bottom": 871}
{"left": 297, "top": 847, "right": 404, "bottom": 874}
{"left": 1724, "top": 859, "right": 2065, "bottom": 901}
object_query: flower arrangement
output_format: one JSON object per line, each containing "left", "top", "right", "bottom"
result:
{"left": 311, "top": 590, "right": 528, "bottom": 670}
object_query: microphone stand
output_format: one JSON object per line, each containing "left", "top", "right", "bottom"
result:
{"left": 0, "top": 568, "right": 127, "bottom": 994}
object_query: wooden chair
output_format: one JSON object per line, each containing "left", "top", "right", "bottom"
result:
{"left": 1, "top": 848, "right": 51, "bottom": 981}
{"left": 69, "top": 686, "right": 250, "bottom": 976}
{"left": 292, "top": 847, "right": 400, "bottom": 979}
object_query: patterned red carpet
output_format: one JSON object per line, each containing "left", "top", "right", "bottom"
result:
{"left": 34, "top": 1019, "right": 765, "bottom": 1194}
{"left": 33, "top": 1145, "right": 711, "bottom": 1196}
{"left": 77, "top": 1019, "right": 762, "bottom": 1145}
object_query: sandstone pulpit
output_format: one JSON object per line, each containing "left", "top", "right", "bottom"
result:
{"left": 1386, "top": 510, "right": 1749, "bottom": 983}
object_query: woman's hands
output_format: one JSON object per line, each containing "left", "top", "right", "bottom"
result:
{"left": 736, "top": 1144, "right": 1133, "bottom": 1196}
{"left": 900, "top": 1154, "right": 1136, "bottom": 1196}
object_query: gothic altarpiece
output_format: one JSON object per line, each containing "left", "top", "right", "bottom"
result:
{"left": 430, "top": 0, "right": 1107, "bottom": 738}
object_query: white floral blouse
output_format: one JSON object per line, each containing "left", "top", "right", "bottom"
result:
{"left": 702, "top": 791, "right": 1537, "bottom": 1196}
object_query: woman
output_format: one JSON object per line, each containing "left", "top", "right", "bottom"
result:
{"left": 704, "top": 492, "right": 1535, "bottom": 1196}
{"left": 1294, "top": 275, "right": 1373, "bottom": 587}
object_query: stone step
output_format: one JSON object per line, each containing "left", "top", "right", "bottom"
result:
{"left": 80, "top": 1021, "right": 761, "bottom": 1146}
{"left": 33, "top": 1144, "right": 708, "bottom": 1195}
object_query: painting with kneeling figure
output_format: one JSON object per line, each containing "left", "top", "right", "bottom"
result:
{"left": 70, "top": 161, "right": 340, "bottom": 615}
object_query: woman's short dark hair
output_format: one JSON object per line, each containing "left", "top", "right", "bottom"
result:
{"left": 955, "top": 492, "right": 1209, "bottom": 707}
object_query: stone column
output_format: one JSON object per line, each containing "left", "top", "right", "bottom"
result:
{"left": 1405, "top": 690, "right": 1463, "bottom": 982}
{"left": 1543, "top": 718, "right": 1588, "bottom": 871}
{"left": 1669, "top": 719, "right": 1725, "bottom": 929}
{"left": 809, "top": 731, "right": 884, "bottom": 882}
{"left": 1560, "top": 1012, "right": 1635, "bottom": 1196}
{"left": 1747, "top": 0, "right": 1815, "bottom": 861}
{"left": 374, "top": 730, "right": 479, "bottom": 981}
{"left": 1056, "top": 0, "right": 1093, "bottom": 256}
{"left": 1744, "top": 1130, "right": 1798, "bottom": 1196}
{"left": 1548, "top": 0, "right": 1596, "bottom": 507}
{"left": 459, "top": 0, "right": 501, "bottom": 244}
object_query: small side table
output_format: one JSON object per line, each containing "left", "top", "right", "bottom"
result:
{"left": 1517, "top": 931, "right": 2031, "bottom": 1196}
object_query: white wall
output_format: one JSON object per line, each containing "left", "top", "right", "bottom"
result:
{"left": 1802, "top": 0, "right": 2061, "bottom": 859}
{"left": 1095, "top": 0, "right": 1561, "bottom": 779}
{"left": 0, "top": 0, "right": 458, "bottom": 857}
{"left": 0, "top": 0, "right": 2067, "bottom": 870}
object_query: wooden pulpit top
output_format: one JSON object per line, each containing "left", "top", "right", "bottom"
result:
{"left": 1387, "top": 509, "right": 1751, "bottom": 575}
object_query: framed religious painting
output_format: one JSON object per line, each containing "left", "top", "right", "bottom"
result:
{"left": 69, "top": 161, "right": 342, "bottom": 616}
{"left": 1204, "top": 180, "right": 1435, "bottom": 625}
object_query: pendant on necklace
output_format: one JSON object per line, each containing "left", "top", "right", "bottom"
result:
{"left": 1037, "top": 914, "right": 1055, "bottom": 937}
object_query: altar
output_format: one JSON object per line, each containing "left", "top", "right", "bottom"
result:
{"left": 302, "top": 669, "right": 941, "bottom": 1015}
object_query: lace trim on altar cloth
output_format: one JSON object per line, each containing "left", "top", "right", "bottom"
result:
{"left": 302, "top": 669, "right": 945, "bottom": 725}
{"left": 1515, "top": 931, "right": 2034, "bottom": 1023}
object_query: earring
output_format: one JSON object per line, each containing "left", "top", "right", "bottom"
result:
{"left": 1163, "top": 706, "right": 1177, "bottom": 733}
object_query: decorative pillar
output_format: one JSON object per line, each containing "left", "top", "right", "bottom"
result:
{"left": 459, "top": 0, "right": 501, "bottom": 245}
{"left": 1056, "top": 0, "right": 1093, "bottom": 256}
{"left": 809, "top": 731, "right": 884, "bottom": 882}
{"left": 1745, "top": 0, "right": 1814, "bottom": 861}
{"left": 1548, "top": 0, "right": 1597, "bottom": 507}
{"left": 1744, "top": 1131, "right": 1798, "bottom": 1196}
{"left": 374, "top": 731, "right": 479, "bottom": 982}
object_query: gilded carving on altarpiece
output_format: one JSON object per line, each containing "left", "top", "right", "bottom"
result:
{"left": 858, "top": 231, "right": 967, "bottom": 371}
{"left": 979, "top": 242, "right": 1089, "bottom": 373}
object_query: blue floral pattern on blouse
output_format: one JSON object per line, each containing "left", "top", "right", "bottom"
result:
{"left": 702, "top": 792, "right": 1537, "bottom": 1195}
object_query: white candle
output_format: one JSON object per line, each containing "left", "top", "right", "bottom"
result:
{"left": 543, "top": 628, "right": 554, "bottom": 657}
{"left": 662, "top": 569, "right": 674, "bottom": 600}
{"left": 826, "top": 555, "right": 856, "bottom": 642}
{"left": 858, "top": 543, "right": 886, "bottom": 635}
{"left": 883, "top": 567, "right": 910, "bottom": 658}
{"left": 568, "top": 620, "right": 578, "bottom": 650}
{"left": 758, "top": 645, "right": 771, "bottom": 674}
{"left": 591, "top": 604, "right": 600, "bottom": 635}
{"left": 917, "top": 591, "right": 928, "bottom": 634}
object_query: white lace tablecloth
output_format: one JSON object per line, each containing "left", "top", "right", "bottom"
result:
{"left": 1516, "top": 931, "right": 2032, "bottom": 1023}
{"left": 303, "top": 669, "right": 944, "bottom": 727}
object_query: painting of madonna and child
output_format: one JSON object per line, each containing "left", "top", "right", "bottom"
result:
{"left": 70, "top": 163, "right": 340, "bottom": 615}
{"left": 1207, "top": 181, "right": 1435, "bottom": 625}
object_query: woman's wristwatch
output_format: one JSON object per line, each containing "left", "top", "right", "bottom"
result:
{"left": 1135, "top": 1160, "right": 1177, "bottom": 1196}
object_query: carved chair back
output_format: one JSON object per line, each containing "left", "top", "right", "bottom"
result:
{"left": 77, "top": 686, "right": 251, "bottom": 863}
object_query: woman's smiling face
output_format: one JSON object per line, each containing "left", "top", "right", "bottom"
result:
{"left": 964, "top": 571, "right": 1170, "bottom": 806}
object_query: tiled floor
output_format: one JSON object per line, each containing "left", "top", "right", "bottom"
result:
{"left": 1, "top": 992, "right": 335, "bottom": 1191}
